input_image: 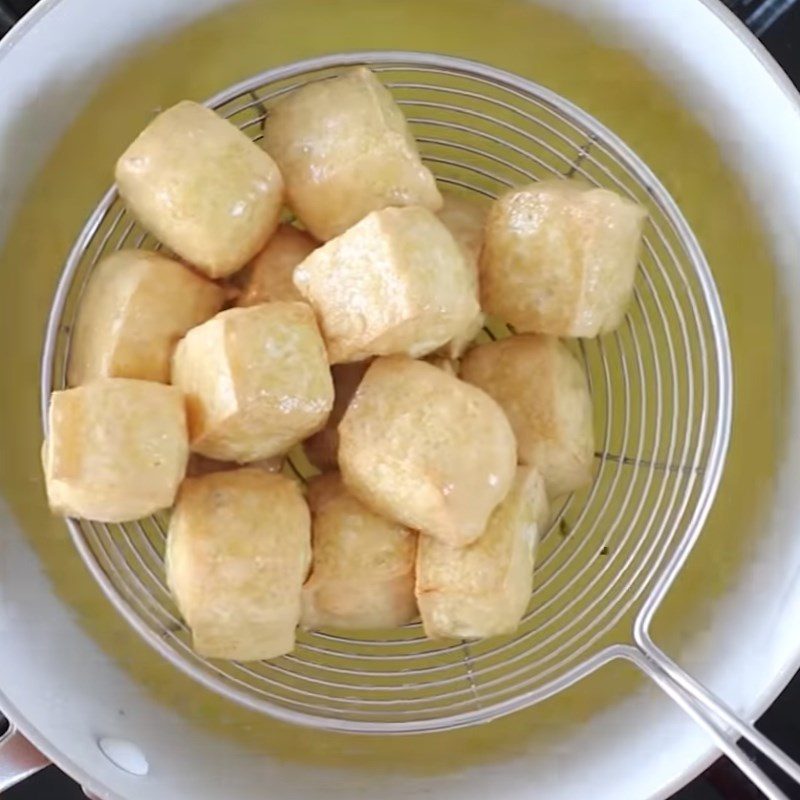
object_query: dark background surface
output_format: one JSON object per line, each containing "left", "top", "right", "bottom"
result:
{"left": 1, "top": 0, "right": 799, "bottom": 797}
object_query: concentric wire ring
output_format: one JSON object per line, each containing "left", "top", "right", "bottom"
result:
{"left": 40, "top": 52, "right": 732, "bottom": 733}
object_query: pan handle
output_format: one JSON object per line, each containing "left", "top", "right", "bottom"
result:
{"left": 0, "top": 722, "right": 49, "bottom": 793}
{"left": 625, "top": 637, "right": 800, "bottom": 800}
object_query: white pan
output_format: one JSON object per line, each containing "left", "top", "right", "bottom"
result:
{"left": 2, "top": 1, "right": 800, "bottom": 798}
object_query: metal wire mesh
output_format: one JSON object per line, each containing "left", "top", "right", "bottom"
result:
{"left": 40, "top": 52, "right": 732, "bottom": 733}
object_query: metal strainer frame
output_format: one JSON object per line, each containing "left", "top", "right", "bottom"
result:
{"left": 39, "top": 51, "right": 800, "bottom": 798}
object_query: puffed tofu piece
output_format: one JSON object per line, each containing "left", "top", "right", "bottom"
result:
{"left": 67, "top": 250, "right": 225, "bottom": 386}
{"left": 116, "top": 101, "right": 284, "bottom": 278}
{"left": 301, "top": 472, "right": 417, "bottom": 631}
{"left": 303, "top": 360, "right": 370, "bottom": 473}
{"left": 186, "top": 453, "right": 284, "bottom": 477}
{"left": 42, "top": 378, "right": 188, "bottom": 522}
{"left": 416, "top": 467, "right": 549, "bottom": 640}
{"left": 302, "top": 355, "right": 455, "bottom": 472}
{"left": 263, "top": 66, "right": 441, "bottom": 241}
{"left": 302, "top": 354, "right": 453, "bottom": 472}
{"left": 480, "top": 179, "right": 647, "bottom": 337}
{"left": 461, "top": 335, "right": 595, "bottom": 498}
{"left": 436, "top": 192, "right": 487, "bottom": 358}
{"left": 171, "top": 302, "right": 334, "bottom": 463}
{"left": 237, "top": 224, "right": 317, "bottom": 307}
{"left": 293, "top": 206, "right": 479, "bottom": 363}
{"left": 167, "top": 469, "right": 311, "bottom": 661}
{"left": 339, "top": 356, "right": 516, "bottom": 546}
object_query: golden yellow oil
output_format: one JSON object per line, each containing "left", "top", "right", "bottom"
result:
{"left": 0, "top": 0, "right": 782, "bottom": 775}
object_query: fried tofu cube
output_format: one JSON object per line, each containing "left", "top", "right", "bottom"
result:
{"left": 67, "top": 250, "right": 225, "bottom": 386}
{"left": 436, "top": 192, "right": 488, "bottom": 357}
{"left": 301, "top": 472, "right": 417, "bottom": 631}
{"left": 116, "top": 101, "right": 284, "bottom": 278}
{"left": 416, "top": 467, "right": 548, "bottom": 640}
{"left": 171, "top": 302, "right": 334, "bottom": 463}
{"left": 339, "top": 356, "right": 517, "bottom": 546}
{"left": 303, "top": 355, "right": 460, "bottom": 472}
{"left": 237, "top": 224, "right": 317, "bottom": 307}
{"left": 263, "top": 66, "right": 441, "bottom": 241}
{"left": 480, "top": 179, "right": 647, "bottom": 337}
{"left": 303, "top": 360, "right": 370, "bottom": 473}
{"left": 461, "top": 335, "right": 595, "bottom": 498}
{"left": 42, "top": 378, "right": 188, "bottom": 522}
{"left": 293, "top": 206, "right": 479, "bottom": 363}
{"left": 167, "top": 469, "right": 311, "bottom": 660}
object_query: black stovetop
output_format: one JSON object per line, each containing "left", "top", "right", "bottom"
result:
{"left": 1, "top": 1, "right": 799, "bottom": 798}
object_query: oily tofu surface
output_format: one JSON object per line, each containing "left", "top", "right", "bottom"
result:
{"left": 303, "top": 360, "right": 371, "bottom": 473}
{"left": 338, "top": 356, "right": 517, "bottom": 546}
{"left": 301, "top": 472, "right": 417, "bottom": 630}
{"left": 171, "top": 302, "right": 334, "bottom": 463}
{"left": 263, "top": 66, "right": 441, "bottom": 241}
{"left": 167, "top": 469, "right": 311, "bottom": 660}
{"left": 301, "top": 353, "right": 461, "bottom": 473}
{"left": 461, "top": 335, "right": 595, "bottom": 498}
{"left": 68, "top": 249, "right": 225, "bottom": 386}
{"left": 436, "top": 192, "right": 487, "bottom": 358}
{"left": 480, "top": 179, "right": 647, "bottom": 337}
{"left": 42, "top": 378, "right": 188, "bottom": 522}
{"left": 116, "top": 101, "right": 284, "bottom": 278}
{"left": 237, "top": 224, "right": 317, "bottom": 307}
{"left": 293, "top": 206, "right": 479, "bottom": 363}
{"left": 417, "top": 467, "right": 548, "bottom": 639}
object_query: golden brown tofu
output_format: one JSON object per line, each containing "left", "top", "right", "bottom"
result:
{"left": 42, "top": 378, "right": 188, "bottom": 522}
{"left": 116, "top": 101, "right": 284, "bottom": 278}
{"left": 416, "top": 467, "right": 549, "bottom": 640}
{"left": 67, "top": 249, "right": 225, "bottom": 386}
{"left": 301, "top": 473, "right": 417, "bottom": 631}
{"left": 339, "top": 356, "right": 517, "bottom": 546}
{"left": 461, "top": 335, "right": 595, "bottom": 498}
{"left": 167, "top": 469, "right": 311, "bottom": 661}
{"left": 302, "top": 360, "right": 371, "bottom": 473}
{"left": 480, "top": 179, "right": 647, "bottom": 337}
{"left": 263, "top": 66, "right": 441, "bottom": 241}
{"left": 171, "top": 302, "right": 334, "bottom": 463}
{"left": 303, "top": 345, "right": 459, "bottom": 474}
{"left": 293, "top": 206, "right": 479, "bottom": 363}
{"left": 436, "top": 192, "right": 487, "bottom": 357}
{"left": 237, "top": 224, "right": 317, "bottom": 307}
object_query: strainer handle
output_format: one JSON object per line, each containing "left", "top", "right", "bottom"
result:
{"left": 627, "top": 639, "right": 800, "bottom": 800}
{"left": 0, "top": 723, "right": 49, "bottom": 793}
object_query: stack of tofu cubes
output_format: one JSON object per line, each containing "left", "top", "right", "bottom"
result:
{"left": 43, "top": 67, "right": 646, "bottom": 660}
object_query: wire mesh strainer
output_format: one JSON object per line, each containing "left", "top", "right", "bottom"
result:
{"left": 39, "top": 51, "right": 800, "bottom": 798}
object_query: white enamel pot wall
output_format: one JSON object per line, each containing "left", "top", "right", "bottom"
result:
{"left": 1, "top": 1, "right": 800, "bottom": 799}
